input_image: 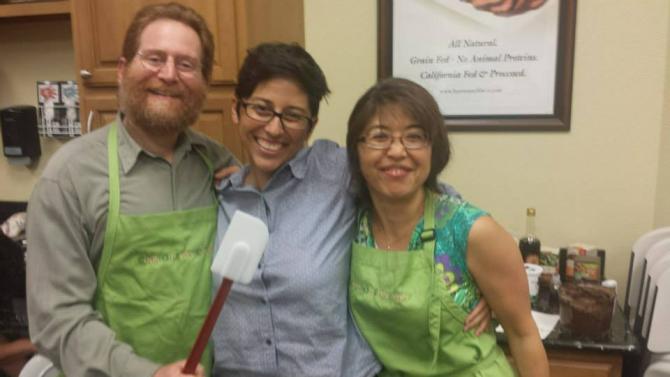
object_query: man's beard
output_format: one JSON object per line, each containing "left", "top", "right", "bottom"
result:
{"left": 119, "top": 76, "right": 206, "bottom": 135}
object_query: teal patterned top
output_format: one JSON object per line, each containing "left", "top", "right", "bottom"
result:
{"left": 354, "top": 192, "right": 488, "bottom": 311}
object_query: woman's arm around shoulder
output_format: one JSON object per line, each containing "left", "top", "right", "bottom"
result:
{"left": 466, "top": 215, "right": 549, "bottom": 377}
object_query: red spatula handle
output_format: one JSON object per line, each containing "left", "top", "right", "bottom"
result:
{"left": 183, "top": 278, "right": 233, "bottom": 374}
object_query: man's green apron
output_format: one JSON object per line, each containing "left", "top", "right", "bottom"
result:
{"left": 349, "top": 192, "right": 515, "bottom": 377}
{"left": 94, "top": 123, "right": 215, "bottom": 373}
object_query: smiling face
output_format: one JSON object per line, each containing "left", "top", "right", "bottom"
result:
{"left": 357, "top": 105, "right": 432, "bottom": 205}
{"left": 233, "top": 78, "right": 314, "bottom": 189}
{"left": 117, "top": 19, "right": 207, "bottom": 134}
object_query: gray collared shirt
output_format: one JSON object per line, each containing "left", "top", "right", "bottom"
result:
{"left": 213, "top": 139, "right": 380, "bottom": 377}
{"left": 26, "top": 119, "right": 235, "bottom": 377}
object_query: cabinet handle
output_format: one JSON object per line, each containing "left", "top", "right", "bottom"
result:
{"left": 80, "top": 70, "right": 92, "bottom": 79}
{"left": 86, "top": 110, "right": 94, "bottom": 134}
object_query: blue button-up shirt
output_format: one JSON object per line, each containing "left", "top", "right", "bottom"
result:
{"left": 212, "top": 140, "right": 380, "bottom": 377}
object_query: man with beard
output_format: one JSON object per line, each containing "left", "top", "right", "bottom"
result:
{"left": 25, "top": 3, "right": 235, "bottom": 377}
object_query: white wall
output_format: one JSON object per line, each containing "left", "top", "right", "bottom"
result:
{"left": 304, "top": 0, "right": 378, "bottom": 144}
{"left": 656, "top": 4, "right": 670, "bottom": 227}
{"left": 305, "top": 0, "right": 670, "bottom": 293}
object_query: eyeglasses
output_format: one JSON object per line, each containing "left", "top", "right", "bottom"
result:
{"left": 136, "top": 50, "right": 201, "bottom": 77}
{"left": 240, "top": 101, "right": 314, "bottom": 130}
{"left": 359, "top": 126, "right": 430, "bottom": 150}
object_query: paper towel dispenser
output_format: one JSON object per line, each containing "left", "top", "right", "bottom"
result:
{"left": 0, "top": 106, "right": 41, "bottom": 165}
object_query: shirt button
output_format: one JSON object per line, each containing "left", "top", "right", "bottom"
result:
{"left": 265, "top": 339, "right": 272, "bottom": 346}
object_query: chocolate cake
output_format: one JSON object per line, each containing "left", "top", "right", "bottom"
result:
{"left": 558, "top": 283, "right": 615, "bottom": 339}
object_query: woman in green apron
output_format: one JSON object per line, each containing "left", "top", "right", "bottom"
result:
{"left": 346, "top": 78, "right": 549, "bottom": 377}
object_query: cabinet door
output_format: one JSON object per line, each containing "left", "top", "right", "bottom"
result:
{"left": 71, "top": 0, "right": 243, "bottom": 87}
{"left": 548, "top": 358, "right": 621, "bottom": 377}
{"left": 546, "top": 349, "right": 622, "bottom": 377}
{"left": 506, "top": 348, "right": 623, "bottom": 377}
{"left": 195, "top": 95, "right": 247, "bottom": 163}
{"left": 80, "top": 90, "right": 118, "bottom": 132}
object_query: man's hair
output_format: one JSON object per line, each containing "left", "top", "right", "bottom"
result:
{"left": 346, "top": 78, "right": 451, "bottom": 207}
{"left": 121, "top": 2, "right": 215, "bottom": 81}
{"left": 235, "top": 42, "right": 330, "bottom": 119}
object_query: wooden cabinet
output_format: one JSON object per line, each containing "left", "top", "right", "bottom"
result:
{"left": 0, "top": 1, "right": 70, "bottom": 18}
{"left": 507, "top": 348, "right": 623, "bottom": 377}
{"left": 544, "top": 349, "right": 622, "bottom": 377}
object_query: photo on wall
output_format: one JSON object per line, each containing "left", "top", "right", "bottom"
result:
{"left": 36, "top": 80, "right": 81, "bottom": 137}
{"left": 378, "top": 0, "right": 577, "bottom": 131}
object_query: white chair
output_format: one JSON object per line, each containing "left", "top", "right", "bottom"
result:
{"left": 645, "top": 354, "right": 670, "bottom": 376}
{"left": 642, "top": 252, "right": 670, "bottom": 343}
{"left": 625, "top": 227, "right": 670, "bottom": 327}
{"left": 644, "top": 360, "right": 670, "bottom": 377}
{"left": 650, "top": 354, "right": 670, "bottom": 365}
{"left": 647, "top": 268, "right": 670, "bottom": 353}
{"left": 18, "top": 354, "right": 58, "bottom": 377}
{"left": 637, "top": 239, "right": 670, "bottom": 337}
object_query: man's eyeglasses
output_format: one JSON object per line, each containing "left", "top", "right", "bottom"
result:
{"left": 136, "top": 50, "right": 201, "bottom": 77}
{"left": 240, "top": 101, "right": 314, "bottom": 131}
{"left": 359, "top": 126, "right": 430, "bottom": 150}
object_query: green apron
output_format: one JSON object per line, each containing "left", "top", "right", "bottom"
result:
{"left": 94, "top": 123, "right": 215, "bottom": 374}
{"left": 350, "top": 192, "right": 515, "bottom": 377}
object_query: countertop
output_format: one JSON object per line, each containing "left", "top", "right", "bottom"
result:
{"left": 497, "top": 303, "right": 640, "bottom": 353}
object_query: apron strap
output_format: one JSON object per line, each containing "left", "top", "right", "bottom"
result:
{"left": 192, "top": 147, "right": 218, "bottom": 204}
{"left": 421, "top": 191, "right": 443, "bottom": 364}
{"left": 97, "top": 122, "right": 122, "bottom": 290}
{"left": 194, "top": 147, "right": 214, "bottom": 176}
{"left": 421, "top": 191, "right": 436, "bottom": 253}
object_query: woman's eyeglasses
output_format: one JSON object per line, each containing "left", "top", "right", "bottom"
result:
{"left": 240, "top": 101, "right": 314, "bottom": 131}
{"left": 359, "top": 126, "right": 430, "bottom": 150}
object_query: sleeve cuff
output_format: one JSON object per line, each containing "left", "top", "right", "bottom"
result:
{"left": 120, "top": 355, "right": 161, "bottom": 377}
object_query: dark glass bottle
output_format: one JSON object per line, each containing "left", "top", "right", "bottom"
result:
{"left": 519, "top": 207, "right": 541, "bottom": 264}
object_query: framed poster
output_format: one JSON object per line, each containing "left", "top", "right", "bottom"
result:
{"left": 379, "top": 0, "right": 577, "bottom": 131}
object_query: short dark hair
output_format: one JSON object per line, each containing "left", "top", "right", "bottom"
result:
{"left": 346, "top": 78, "right": 451, "bottom": 207}
{"left": 121, "top": 2, "right": 215, "bottom": 81}
{"left": 235, "top": 42, "right": 330, "bottom": 119}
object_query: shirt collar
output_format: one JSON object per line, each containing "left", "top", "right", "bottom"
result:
{"left": 116, "top": 115, "right": 199, "bottom": 175}
{"left": 286, "top": 146, "right": 309, "bottom": 179}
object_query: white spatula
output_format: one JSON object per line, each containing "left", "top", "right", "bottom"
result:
{"left": 183, "top": 210, "right": 268, "bottom": 374}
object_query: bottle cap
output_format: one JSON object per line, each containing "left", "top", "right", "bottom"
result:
{"left": 601, "top": 279, "right": 617, "bottom": 289}
{"left": 527, "top": 207, "right": 536, "bottom": 216}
